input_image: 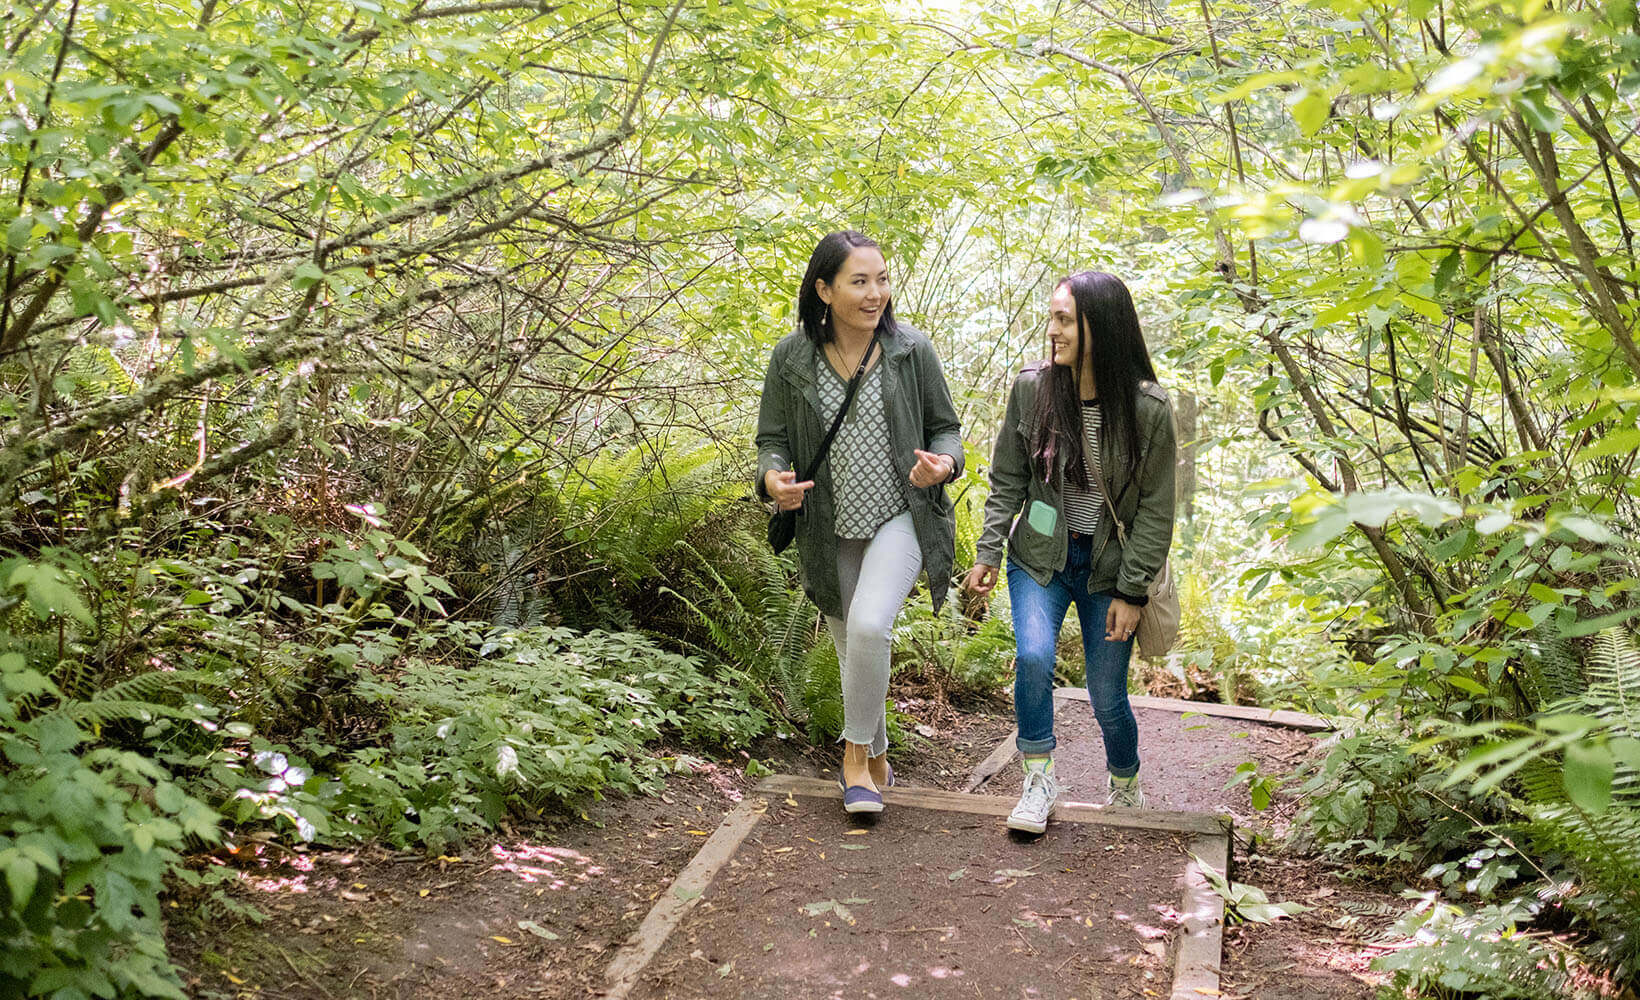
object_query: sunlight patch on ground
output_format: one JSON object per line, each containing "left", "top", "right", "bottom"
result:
{"left": 487, "top": 842, "right": 604, "bottom": 887}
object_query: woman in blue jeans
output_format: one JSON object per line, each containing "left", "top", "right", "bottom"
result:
{"left": 965, "top": 271, "right": 1176, "bottom": 833}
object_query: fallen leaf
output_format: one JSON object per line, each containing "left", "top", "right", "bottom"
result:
{"left": 839, "top": 844, "right": 868, "bottom": 851}
{"left": 843, "top": 829, "right": 868, "bottom": 836}
{"left": 490, "top": 936, "right": 515, "bottom": 945}
{"left": 717, "top": 961, "right": 734, "bottom": 978}
{"left": 1193, "top": 990, "right": 1224, "bottom": 996}
{"left": 772, "top": 847, "right": 794, "bottom": 854}
{"left": 948, "top": 868, "right": 967, "bottom": 881}
{"left": 224, "top": 973, "right": 246, "bottom": 985}
{"left": 993, "top": 869, "right": 1037, "bottom": 878}
{"left": 518, "top": 920, "right": 560, "bottom": 940}
{"left": 687, "top": 830, "right": 710, "bottom": 836}
{"left": 418, "top": 889, "right": 430, "bottom": 897}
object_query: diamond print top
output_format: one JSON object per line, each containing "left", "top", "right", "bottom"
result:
{"left": 816, "top": 358, "right": 909, "bottom": 539}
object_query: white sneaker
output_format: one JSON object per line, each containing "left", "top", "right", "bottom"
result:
{"left": 1007, "top": 768, "right": 1060, "bottom": 833}
{"left": 1106, "top": 774, "right": 1146, "bottom": 808}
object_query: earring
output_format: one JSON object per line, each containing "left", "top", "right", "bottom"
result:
{"left": 822, "top": 304, "right": 830, "bottom": 326}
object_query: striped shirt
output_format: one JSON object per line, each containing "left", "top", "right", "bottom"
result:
{"left": 1062, "top": 402, "right": 1105, "bottom": 533}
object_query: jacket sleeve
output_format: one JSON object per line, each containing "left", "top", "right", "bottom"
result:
{"left": 974, "top": 375, "right": 1031, "bottom": 568}
{"left": 916, "top": 336, "right": 965, "bottom": 479}
{"left": 753, "top": 343, "right": 792, "bottom": 502}
{"left": 1115, "top": 395, "right": 1177, "bottom": 597}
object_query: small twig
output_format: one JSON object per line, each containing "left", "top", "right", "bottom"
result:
{"left": 1012, "top": 924, "right": 1037, "bottom": 955}
{"left": 885, "top": 925, "right": 957, "bottom": 934}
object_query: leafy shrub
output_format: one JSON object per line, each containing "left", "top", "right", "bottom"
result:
{"left": 1291, "top": 726, "right": 1484, "bottom": 868}
{"left": 0, "top": 653, "right": 220, "bottom": 1000}
{"left": 335, "top": 626, "right": 768, "bottom": 849}
{"left": 1377, "top": 895, "right": 1598, "bottom": 1000}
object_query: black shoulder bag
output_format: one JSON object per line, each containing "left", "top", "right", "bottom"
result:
{"left": 767, "top": 331, "right": 881, "bottom": 554}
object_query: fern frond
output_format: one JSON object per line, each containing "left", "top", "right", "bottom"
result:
{"left": 1585, "top": 628, "right": 1640, "bottom": 736}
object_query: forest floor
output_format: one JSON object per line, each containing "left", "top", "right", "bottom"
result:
{"left": 166, "top": 692, "right": 1403, "bottom": 1000}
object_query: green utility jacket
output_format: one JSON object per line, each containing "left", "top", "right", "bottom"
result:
{"left": 755, "top": 324, "right": 965, "bottom": 619}
{"left": 975, "top": 362, "right": 1176, "bottom": 599}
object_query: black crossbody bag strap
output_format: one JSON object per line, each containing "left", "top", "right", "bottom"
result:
{"left": 798, "top": 329, "right": 881, "bottom": 482}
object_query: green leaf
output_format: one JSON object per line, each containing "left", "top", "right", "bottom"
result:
{"left": 5, "top": 855, "right": 38, "bottom": 911}
{"left": 1574, "top": 428, "right": 1640, "bottom": 463}
{"left": 1433, "top": 251, "right": 1460, "bottom": 294}
{"left": 7, "top": 563, "right": 93, "bottom": 626}
{"left": 1291, "top": 92, "right": 1330, "bottom": 136}
{"left": 6, "top": 214, "right": 33, "bottom": 251}
{"left": 1564, "top": 739, "right": 1614, "bottom": 813}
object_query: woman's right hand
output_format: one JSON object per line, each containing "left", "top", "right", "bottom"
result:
{"left": 765, "top": 469, "right": 815, "bottom": 511}
{"left": 964, "top": 563, "right": 999, "bottom": 596}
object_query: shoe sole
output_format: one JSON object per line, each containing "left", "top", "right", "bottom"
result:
{"left": 1005, "top": 814, "right": 1048, "bottom": 834}
{"left": 844, "top": 799, "right": 885, "bottom": 814}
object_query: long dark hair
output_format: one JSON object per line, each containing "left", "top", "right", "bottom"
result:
{"left": 1030, "top": 271, "right": 1158, "bottom": 490}
{"left": 796, "top": 230, "right": 899, "bottom": 346}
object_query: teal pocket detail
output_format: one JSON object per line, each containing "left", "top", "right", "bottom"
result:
{"left": 1027, "top": 500, "right": 1057, "bottom": 536}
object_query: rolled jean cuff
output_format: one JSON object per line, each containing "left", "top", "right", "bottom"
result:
{"left": 1108, "top": 762, "right": 1140, "bottom": 780}
{"left": 839, "top": 729, "right": 889, "bottom": 758}
{"left": 1016, "top": 734, "right": 1057, "bottom": 755}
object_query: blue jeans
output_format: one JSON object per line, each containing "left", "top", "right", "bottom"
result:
{"left": 1007, "top": 535, "right": 1140, "bottom": 778}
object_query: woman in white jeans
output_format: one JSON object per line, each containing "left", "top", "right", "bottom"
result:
{"left": 755, "top": 230, "right": 964, "bottom": 814}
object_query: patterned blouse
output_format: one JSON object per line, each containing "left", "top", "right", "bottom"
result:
{"left": 817, "top": 358, "right": 909, "bottom": 539}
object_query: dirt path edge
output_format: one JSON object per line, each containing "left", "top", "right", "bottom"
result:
{"left": 602, "top": 796, "right": 769, "bottom": 999}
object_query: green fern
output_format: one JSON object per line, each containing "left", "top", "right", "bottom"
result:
{"left": 551, "top": 439, "right": 743, "bottom": 581}
{"left": 664, "top": 534, "right": 818, "bottom": 718}
{"left": 43, "top": 669, "right": 224, "bottom": 725}
{"left": 1515, "top": 627, "right": 1640, "bottom": 975}
{"left": 1517, "top": 635, "right": 1588, "bottom": 707}
{"left": 801, "top": 638, "right": 843, "bottom": 743}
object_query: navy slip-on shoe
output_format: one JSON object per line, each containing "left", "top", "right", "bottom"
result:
{"left": 842, "top": 783, "right": 884, "bottom": 814}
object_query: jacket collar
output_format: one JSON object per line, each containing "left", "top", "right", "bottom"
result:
{"left": 778, "top": 324, "right": 910, "bottom": 391}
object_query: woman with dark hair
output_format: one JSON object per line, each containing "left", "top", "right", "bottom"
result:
{"left": 755, "top": 231, "right": 964, "bottom": 815}
{"left": 965, "top": 271, "right": 1176, "bottom": 834}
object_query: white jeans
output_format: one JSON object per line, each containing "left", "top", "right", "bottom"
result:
{"left": 826, "top": 511, "right": 923, "bottom": 757}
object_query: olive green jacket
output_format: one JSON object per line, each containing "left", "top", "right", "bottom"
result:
{"left": 975, "top": 363, "right": 1176, "bottom": 598}
{"left": 754, "top": 324, "right": 965, "bottom": 619}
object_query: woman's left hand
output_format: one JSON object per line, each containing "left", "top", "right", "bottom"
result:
{"left": 1105, "top": 598, "right": 1142, "bottom": 644}
{"left": 909, "top": 449, "right": 954, "bottom": 488}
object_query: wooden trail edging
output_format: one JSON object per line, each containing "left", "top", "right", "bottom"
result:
{"left": 601, "top": 774, "right": 1232, "bottom": 1000}
{"left": 965, "top": 686, "right": 1331, "bottom": 794}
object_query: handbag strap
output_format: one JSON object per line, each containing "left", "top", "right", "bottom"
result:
{"left": 798, "top": 329, "right": 881, "bottom": 482}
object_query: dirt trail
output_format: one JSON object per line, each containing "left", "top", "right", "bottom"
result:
{"left": 169, "top": 700, "right": 1393, "bottom": 1000}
